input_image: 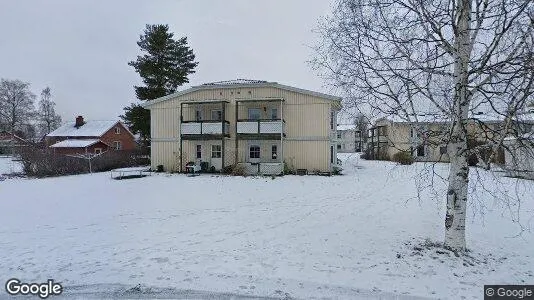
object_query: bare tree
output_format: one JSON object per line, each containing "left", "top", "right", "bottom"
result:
{"left": 37, "top": 87, "right": 62, "bottom": 137}
{"left": 313, "top": 0, "right": 534, "bottom": 250}
{"left": 0, "top": 79, "right": 36, "bottom": 134}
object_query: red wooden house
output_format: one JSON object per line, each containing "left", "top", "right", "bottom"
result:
{"left": 45, "top": 116, "right": 136, "bottom": 156}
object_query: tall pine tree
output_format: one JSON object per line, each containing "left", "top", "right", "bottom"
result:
{"left": 121, "top": 24, "right": 198, "bottom": 145}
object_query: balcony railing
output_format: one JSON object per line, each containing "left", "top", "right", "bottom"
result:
{"left": 181, "top": 120, "right": 230, "bottom": 136}
{"left": 237, "top": 119, "right": 285, "bottom": 135}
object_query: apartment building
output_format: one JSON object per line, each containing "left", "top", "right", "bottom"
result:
{"left": 143, "top": 79, "right": 342, "bottom": 175}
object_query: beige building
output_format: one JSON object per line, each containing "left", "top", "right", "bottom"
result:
{"left": 143, "top": 79, "right": 342, "bottom": 175}
{"left": 367, "top": 113, "right": 529, "bottom": 163}
{"left": 336, "top": 124, "right": 362, "bottom": 152}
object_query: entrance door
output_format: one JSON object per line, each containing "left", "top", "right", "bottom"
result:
{"left": 210, "top": 144, "right": 222, "bottom": 170}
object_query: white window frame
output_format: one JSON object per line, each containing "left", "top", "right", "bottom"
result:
{"left": 249, "top": 145, "right": 261, "bottom": 159}
{"left": 95, "top": 148, "right": 102, "bottom": 154}
{"left": 271, "top": 108, "right": 278, "bottom": 120}
{"left": 211, "top": 144, "right": 221, "bottom": 158}
{"left": 114, "top": 127, "right": 121, "bottom": 134}
{"left": 113, "top": 141, "right": 121, "bottom": 150}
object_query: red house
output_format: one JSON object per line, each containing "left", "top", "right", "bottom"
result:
{"left": 0, "top": 131, "right": 28, "bottom": 155}
{"left": 45, "top": 116, "right": 136, "bottom": 156}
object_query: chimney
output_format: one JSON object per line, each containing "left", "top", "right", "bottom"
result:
{"left": 75, "top": 116, "right": 84, "bottom": 128}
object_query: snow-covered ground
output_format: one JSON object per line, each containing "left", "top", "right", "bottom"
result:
{"left": 0, "top": 154, "right": 533, "bottom": 299}
{"left": 0, "top": 156, "right": 23, "bottom": 175}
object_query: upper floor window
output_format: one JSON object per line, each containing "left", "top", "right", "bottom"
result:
{"left": 114, "top": 127, "right": 121, "bottom": 134}
{"left": 195, "top": 109, "right": 202, "bottom": 121}
{"left": 330, "top": 111, "right": 335, "bottom": 130}
{"left": 337, "top": 132, "right": 342, "bottom": 139}
{"left": 248, "top": 108, "right": 261, "bottom": 120}
{"left": 113, "top": 141, "right": 122, "bottom": 150}
{"left": 271, "top": 108, "right": 278, "bottom": 120}
{"left": 211, "top": 110, "right": 222, "bottom": 121}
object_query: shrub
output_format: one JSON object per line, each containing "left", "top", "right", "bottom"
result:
{"left": 392, "top": 151, "right": 414, "bottom": 165}
{"left": 19, "top": 146, "right": 149, "bottom": 177}
{"left": 231, "top": 164, "right": 247, "bottom": 176}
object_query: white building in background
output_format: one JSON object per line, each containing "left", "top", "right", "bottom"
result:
{"left": 336, "top": 124, "right": 362, "bottom": 153}
{"left": 504, "top": 133, "right": 534, "bottom": 179}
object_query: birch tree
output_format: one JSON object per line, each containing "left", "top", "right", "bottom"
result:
{"left": 0, "top": 79, "right": 36, "bottom": 134}
{"left": 313, "top": 0, "right": 534, "bottom": 250}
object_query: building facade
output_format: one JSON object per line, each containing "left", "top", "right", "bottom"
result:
{"left": 143, "top": 80, "right": 342, "bottom": 175}
{"left": 336, "top": 124, "right": 362, "bottom": 152}
{"left": 45, "top": 116, "right": 136, "bottom": 156}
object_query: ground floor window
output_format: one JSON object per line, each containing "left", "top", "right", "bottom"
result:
{"left": 94, "top": 148, "right": 102, "bottom": 155}
{"left": 271, "top": 145, "right": 277, "bottom": 159}
{"left": 250, "top": 145, "right": 260, "bottom": 159}
{"left": 211, "top": 145, "right": 221, "bottom": 158}
{"left": 440, "top": 145, "right": 447, "bottom": 155}
{"left": 330, "top": 145, "right": 334, "bottom": 164}
{"left": 196, "top": 145, "right": 202, "bottom": 159}
{"left": 417, "top": 144, "right": 425, "bottom": 157}
{"left": 337, "top": 144, "right": 341, "bottom": 150}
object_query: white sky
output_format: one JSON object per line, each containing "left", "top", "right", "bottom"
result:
{"left": 0, "top": 0, "right": 338, "bottom": 122}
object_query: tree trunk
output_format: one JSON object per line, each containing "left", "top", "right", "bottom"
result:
{"left": 444, "top": 0, "right": 472, "bottom": 251}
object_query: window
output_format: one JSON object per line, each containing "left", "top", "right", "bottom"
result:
{"left": 113, "top": 141, "right": 121, "bottom": 150}
{"left": 417, "top": 145, "right": 425, "bottom": 157}
{"left": 195, "top": 109, "right": 202, "bottom": 121}
{"left": 114, "top": 127, "right": 121, "bottom": 134}
{"left": 249, "top": 145, "right": 260, "bottom": 159}
{"left": 211, "top": 145, "right": 221, "bottom": 158}
{"left": 440, "top": 146, "right": 448, "bottom": 155}
{"left": 196, "top": 145, "right": 202, "bottom": 159}
{"left": 337, "top": 144, "right": 341, "bottom": 150}
{"left": 271, "top": 108, "right": 278, "bottom": 120}
{"left": 94, "top": 148, "right": 102, "bottom": 154}
{"left": 330, "top": 111, "right": 335, "bottom": 130}
{"left": 330, "top": 145, "right": 335, "bottom": 163}
{"left": 211, "top": 110, "right": 222, "bottom": 121}
{"left": 271, "top": 145, "right": 277, "bottom": 159}
{"left": 248, "top": 108, "right": 261, "bottom": 120}
{"left": 337, "top": 132, "right": 342, "bottom": 139}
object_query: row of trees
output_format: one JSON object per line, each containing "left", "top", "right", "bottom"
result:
{"left": 0, "top": 80, "right": 61, "bottom": 140}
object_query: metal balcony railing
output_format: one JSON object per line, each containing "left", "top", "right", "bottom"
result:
{"left": 181, "top": 120, "right": 230, "bottom": 135}
{"left": 236, "top": 119, "right": 285, "bottom": 135}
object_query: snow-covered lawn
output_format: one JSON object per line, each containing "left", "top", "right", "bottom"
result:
{"left": 0, "top": 156, "right": 23, "bottom": 175}
{"left": 0, "top": 154, "right": 532, "bottom": 299}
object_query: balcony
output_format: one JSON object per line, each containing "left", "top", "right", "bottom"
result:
{"left": 180, "top": 120, "right": 230, "bottom": 139}
{"left": 236, "top": 119, "right": 285, "bottom": 139}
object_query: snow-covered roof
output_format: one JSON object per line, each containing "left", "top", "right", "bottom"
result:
{"left": 337, "top": 124, "right": 356, "bottom": 131}
{"left": 47, "top": 120, "right": 120, "bottom": 137}
{"left": 202, "top": 79, "right": 268, "bottom": 86}
{"left": 142, "top": 80, "right": 342, "bottom": 108}
{"left": 49, "top": 139, "right": 103, "bottom": 148}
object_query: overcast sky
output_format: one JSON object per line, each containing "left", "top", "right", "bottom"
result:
{"left": 0, "top": 0, "right": 337, "bottom": 122}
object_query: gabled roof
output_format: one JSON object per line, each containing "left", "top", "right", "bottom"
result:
{"left": 47, "top": 120, "right": 133, "bottom": 138}
{"left": 142, "top": 79, "right": 342, "bottom": 108}
{"left": 50, "top": 139, "right": 105, "bottom": 148}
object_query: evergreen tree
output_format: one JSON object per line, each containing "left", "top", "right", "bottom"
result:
{"left": 37, "top": 87, "right": 62, "bottom": 137}
{"left": 122, "top": 24, "right": 198, "bottom": 145}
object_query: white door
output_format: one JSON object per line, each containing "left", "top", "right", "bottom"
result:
{"left": 210, "top": 144, "right": 222, "bottom": 170}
